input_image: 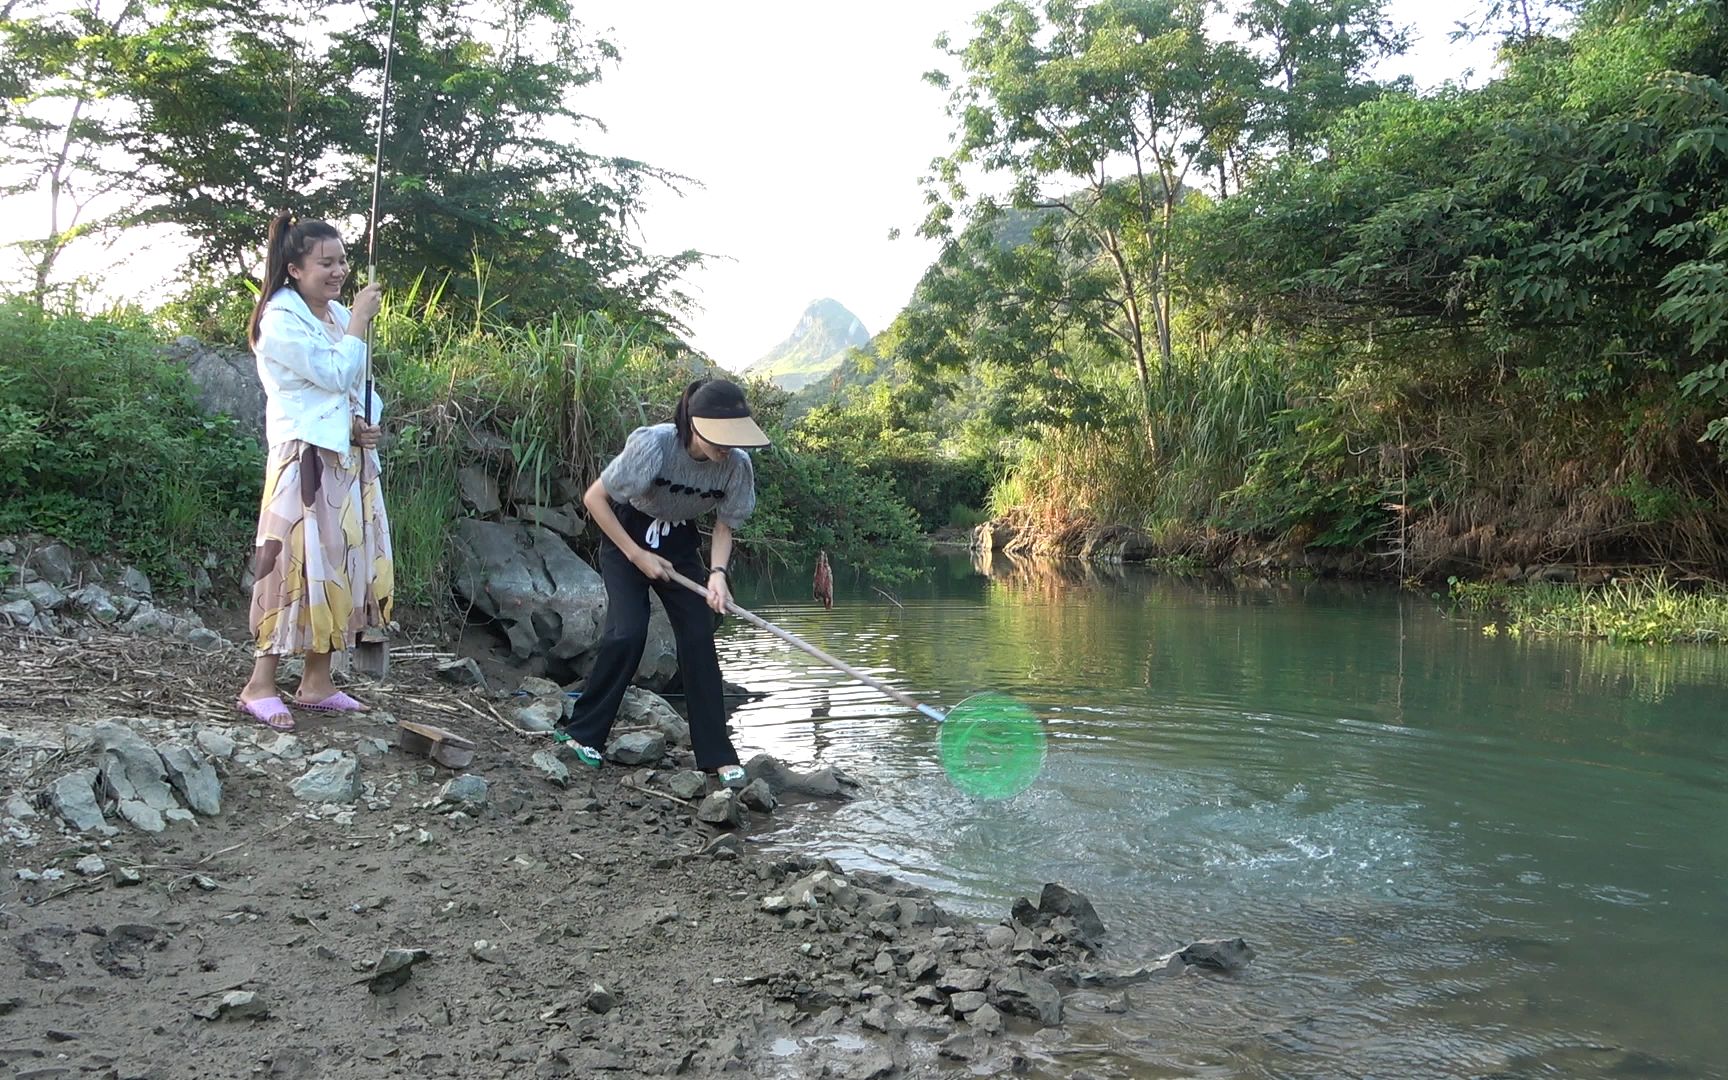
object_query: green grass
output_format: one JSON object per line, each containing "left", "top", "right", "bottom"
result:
{"left": 1449, "top": 575, "right": 1728, "bottom": 645}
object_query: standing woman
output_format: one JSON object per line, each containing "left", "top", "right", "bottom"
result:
{"left": 556, "top": 379, "right": 769, "bottom": 787}
{"left": 236, "top": 213, "right": 394, "bottom": 730}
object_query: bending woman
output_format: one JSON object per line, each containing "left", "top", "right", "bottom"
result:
{"left": 236, "top": 213, "right": 394, "bottom": 730}
{"left": 556, "top": 379, "right": 768, "bottom": 787}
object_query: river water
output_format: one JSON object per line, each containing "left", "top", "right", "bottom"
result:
{"left": 716, "top": 553, "right": 1728, "bottom": 1079}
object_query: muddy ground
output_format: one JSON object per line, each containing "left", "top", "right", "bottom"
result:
{"left": 0, "top": 615, "right": 1210, "bottom": 1080}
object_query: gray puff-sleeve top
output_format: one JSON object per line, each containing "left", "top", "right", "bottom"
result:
{"left": 600, "top": 423, "right": 757, "bottom": 528}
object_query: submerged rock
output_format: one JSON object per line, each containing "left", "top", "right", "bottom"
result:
{"left": 742, "top": 753, "right": 859, "bottom": 801}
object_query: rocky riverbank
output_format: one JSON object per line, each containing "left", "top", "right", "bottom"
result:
{"left": 2, "top": 585, "right": 1254, "bottom": 1079}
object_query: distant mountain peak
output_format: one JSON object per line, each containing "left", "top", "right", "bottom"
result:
{"left": 747, "top": 299, "right": 870, "bottom": 392}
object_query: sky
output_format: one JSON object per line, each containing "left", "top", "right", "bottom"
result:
{"left": 0, "top": 0, "right": 1504, "bottom": 369}
{"left": 565, "top": 0, "right": 1504, "bottom": 368}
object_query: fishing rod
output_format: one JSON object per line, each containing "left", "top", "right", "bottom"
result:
{"left": 363, "top": 0, "right": 400, "bottom": 428}
{"left": 352, "top": 0, "right": 399, "bottom": 680}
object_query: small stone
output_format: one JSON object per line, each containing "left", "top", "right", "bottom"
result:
{"left": 512, "top": 698, "right": 562, "bottom": 732}
{"left": 605, "top": 730, "right": 665, "bottom": 766}
{"left": 666, "top": 771, "right": 707, "bottom": 800}
{"left": 115, "top": 867, "right": 143, "bottom": 887}
{"left": 25, "top": 543, "right": 76, "bottom": 586}
{"left": 470, "top": 940, "right": 503, "bottom": 964}
{"left": 184, "top": 627, "right": 225, "bottom": 651}
{"left": 73, "top": 855, "right": 106, "bottom": 877}
{"left": 193, "top": 874, "right": 219, "bottom": 891}
{"left": 1037, "top": 882, "right": 1106, "bottom": 948}
{"left": 291, "top": 756, "right": 359, "bottom": 803}
{"left": 991, "top": 969, "right": 1064, "bottom": 1025}
{"left": 949, "top": 990, "right": 987, "bottom": 1014}
{"left": 117, "top": 566, "right": 153, "bottom": 598}
{"left": 4, "top": 792, "right": 36, "bottom": 820}
{"left": 703, "top": 834, "right": 743, "bottom": 859}
{"left": 23, "top": 579, "right": 68, "bottom": 611}
{"left": 434, "top": 657, "right": 486, "bottom": 688}
{"left": 530, "top": 750, "right": 570, "bottom": 788}
{"left": 761, "top": 895, "right": 791, "bottom": 914}
{"left": 196, "top": 990, "right": 266, "bottom": 1021}
{"left": 985, "top": 925, "right": 1015, "bottom": 950}
{"left": 255, "top": 731, "right": 304, "bottom": 760}
{"left": 437, "top": 775, "right": 488, "bottom": 809}
{"left": 938, "top": 1033, "right": 978, "bottom": 1061}
{"left": 71, "top": 585, "right": 120, "bottom": 623}
{"left": 354, "top": 737, "right": 390, "bottom": 759}
{"left": 695, "top": 789, "right": 744, "bottom": 828}
{"left": 738, "top": 778, "right": 777, "bottom": 813}
{"left": 970, "top": 1002, "right": 1003, "bottom": 1033}
{"left": 583, "top": 983, "right": 617, "bottom": 1014}
{"left": 194, "top": 729, "right": 237, "bottom": 759}
{"left": 939, "top": 967, "right": 988, "bottom": 993}
{"left": 368, "top": 947, "right": 432, "bottom": 994}
{"left": 457, "top": 466, "right": 502, "bottom": 515}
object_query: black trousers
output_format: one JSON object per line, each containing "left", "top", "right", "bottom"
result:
{"left": 561, "top": 504, "right": 739, "bottom": 769}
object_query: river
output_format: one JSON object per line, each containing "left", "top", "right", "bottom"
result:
{"left": 717, "top": 553, "right": 1728, "bottom": 1079}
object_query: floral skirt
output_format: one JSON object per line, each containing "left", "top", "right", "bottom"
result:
{"left": 249, "top": 440, "right": 394, "bottom": 657}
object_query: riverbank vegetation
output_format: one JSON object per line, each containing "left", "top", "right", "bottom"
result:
{"left": 797, "top": 0, "right": 1728, "bottom": 590}
{"left": 1449, "top": 574, "right": 1728, "bottom": 645}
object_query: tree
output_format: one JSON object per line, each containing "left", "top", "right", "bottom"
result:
{"left": 117, "top": 0, "right": 355, "bottom": 279}
{"left": 0, "top": 0, "right": 143, "bottom": 303}
{"left": 1234, "top": 0, "right": 1410, "bottom": 157}
{"left": 87, "top": 0, "right": 698, "bottom": 329}
{"left": 915, "top": 0, "right": 1261, "bottom": 446}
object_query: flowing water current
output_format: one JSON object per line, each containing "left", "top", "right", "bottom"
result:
{"left": 715, "top": 554, "right": 1728, "bottom": 1079}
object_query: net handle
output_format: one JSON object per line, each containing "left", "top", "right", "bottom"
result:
{"left": 667, "top": 569, "right": 945, "bottom": 722}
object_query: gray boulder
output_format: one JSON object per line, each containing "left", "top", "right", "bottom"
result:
{"left": 48, "top": 769, "right": 106, "bottom": 832}
{"left": 70, "top": 585, "right": 120, "bottom": 624}
{"left": 1177, "top": 937, "right": 1256, "bottom": 972}
{"left": 158, "top": 743, "right": 221, "bottom": 816}
{"left": 991, "top": 969, "right": 1063, "bottom": 1026}
{"left": 457, "top": 466, "right": 502, "bottom": 515}
{"left": 1038, "top": 882, "right": 1106, "bottom": 949}
{"left": 742, "top": 754, "right": 859, "bottom": 801}
{"left": 94, "top": 722, "right": 177, "bottom": 831}
{"left": 0, "top": 598, "right": 34, "bottom": 626}
{"left": 452, "top": 521, "right": 608, "bottom": 660}
{"left": 24, "top": 542, "right": 76, "bottom": 586}
{"left": 165, "top": 337, "right": 265, "bottom": 443}
{"left": 23, "top": 580, "right": 67, "bottom": 611}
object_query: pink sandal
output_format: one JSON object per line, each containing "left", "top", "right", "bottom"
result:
{"left": 237, "top": 696, "right": 295, "bottom": 731}
{"left": 294, "top": 691, "right": 368, "bottom": 713}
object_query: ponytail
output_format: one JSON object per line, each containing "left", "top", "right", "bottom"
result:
{"left": 673, "top": 378, "right": 709, "bottom": 448}
{"left": 247, "top": 212, "right": 343, "bottom": 346}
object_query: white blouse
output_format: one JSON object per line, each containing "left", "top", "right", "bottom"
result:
{"left": 253, "top": 286, "right": 385, "bottom": 454}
